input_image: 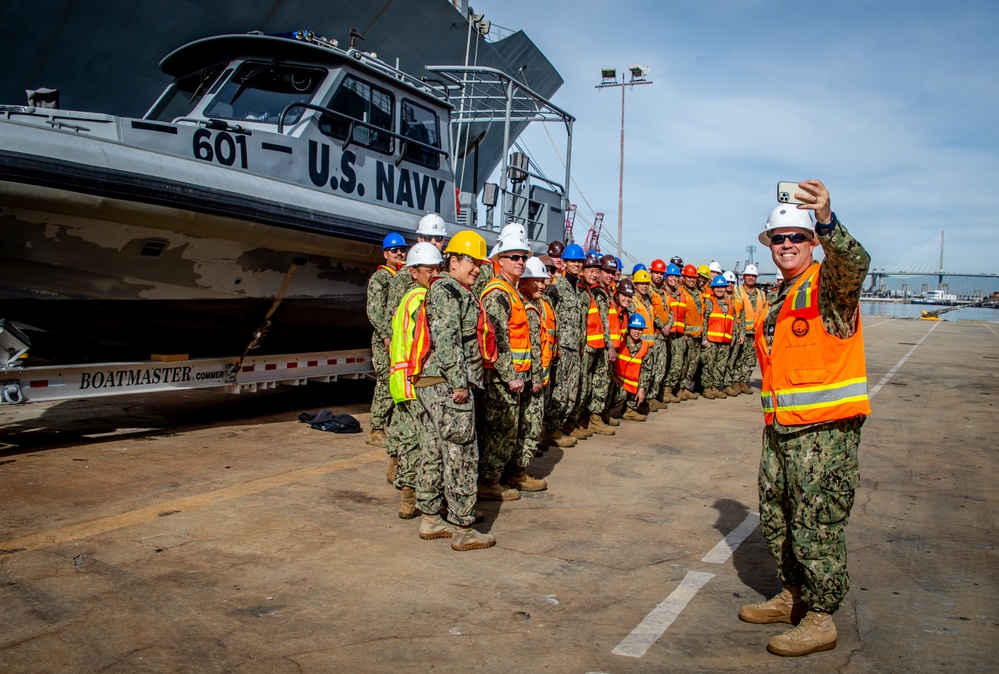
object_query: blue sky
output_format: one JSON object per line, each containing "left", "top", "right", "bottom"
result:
{"left": 475, "top": 0, "right": 999, "bottom": 280}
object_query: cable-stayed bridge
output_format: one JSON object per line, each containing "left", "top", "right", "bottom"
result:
{"left": 867, "top": 231, "right": 998, "bottom": 290}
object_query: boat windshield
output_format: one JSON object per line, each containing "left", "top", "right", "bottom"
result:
{"left": 204, "top": 61, "right": 327, "bottom": 125}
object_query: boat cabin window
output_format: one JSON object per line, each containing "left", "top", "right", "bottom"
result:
{"left": 147, "top": 65, "right": 228, "bottom": 122}
{"left": 203, "top": 62, "right": 326, "bottom": 124}
{"left": 318, "top": 75, "right": 394, "bottom": 154}
{"left": 401, "top": 99, "right": 441, "bottom": 170}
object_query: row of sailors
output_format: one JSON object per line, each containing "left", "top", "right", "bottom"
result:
{"left": 364, "top": 215, "right": 767, "bottom": 550}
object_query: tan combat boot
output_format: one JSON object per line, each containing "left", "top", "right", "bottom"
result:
{"left": 398, "top": 487, "right": 418, "bottom": 519}
{"left": 738, "top": 585, "right": 807, "bottom": 624}
{"left": 622, "top": 407, "right": 646, "bottom": 422}
{"left": 588, "top": 413, "right": 616, "bottom": 435}
{"left": 702, "top": 387, "right": 717, "bottom": 399}
{"left": 567, "top": 421, "right": 593, "bottom": 439}
{"left": 477, "top": 478, "right": 521, "bottom": 501}
{"left": 451, "top": 526, "right": 496, "bottom": 551}
{"left": 366, "top": 428, "right": 387, "bottom": 448}
{"left": 549, "top": 430, "right": 578, "bottom": 447}
{"left": 504, "top": 466, "right": 548, "bottom": 492}
{"left": 602, "top": 411, "right": 621, "bottom": 427}
{"left": 385, "top": 455, "right": 398, "bottom": 484}
{"left": 740, "top": 381, "right": 754, "bottom": 394}
{"left": 683, "top": 389, "right": 699, "bottom": 400}
{"left": 418, "top": 514, "right": 455, "bottom": 540}
{"left": 664, "top": 387, "right": 682, "bottom": 403}
{"left": 723, "top": 385, "right": 740, "bottom": 397}
{"left": 767, "top": 611, "right": 837, "bottom": 657}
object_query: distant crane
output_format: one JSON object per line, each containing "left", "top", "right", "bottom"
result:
{"left": 583, "top": 212, "right": 605, "bottom": 253}
{"left": 563, "top": 203, "right": 578, "bottom": 244}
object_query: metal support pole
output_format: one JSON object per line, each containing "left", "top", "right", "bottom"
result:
{"left": 617, "top": 85, "right": 625, "bottom": 259}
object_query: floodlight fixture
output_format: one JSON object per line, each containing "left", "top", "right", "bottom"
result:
{"left": 629, "top": 64, "right": 650, "bottom": 81}
{"left": 601, "top": 67, "right": 617, "bottom": 83}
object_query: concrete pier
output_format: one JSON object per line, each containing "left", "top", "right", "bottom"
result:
{"left": 2, "top": 318, "right": 997, "bottom": 672}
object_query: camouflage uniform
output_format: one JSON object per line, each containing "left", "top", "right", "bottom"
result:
{"left": 478, "top": 277, "right": 529, "bottom": 482}
{"left": 679, "top": 288, "right": 704, "bottom": 392}
{"left": 610, "top": 333, "right": 653, "bottom": 411}
{"left": 583, "top": 284, "right": 613, "bottom": 416}
{"left": 413, "top": 272, "right": 484, "bottom": 527}
{"left": 756, "top": 216, "right": 870, "bottom": 614}
{"left": 470, "top": 259, "right": 495, "bottom": 297}
{"left": 385, "top": 270, "right": 416, "bottom": 341}
{"left": 544, "top": 272, "right": 587, "bottom": 433}
{"left": 734, "top": 286, "right": 766, "bottom": 383}
{"left": 646, "top": 287, "right": 673, "bottom": 400}
{"left": 366, "top": 265, "right": 397, "bottom": 433}
{"left": 517, "top": 296, "right": 546, "bottom": 467}
{"left": 388, "top": 400, "right": 421, "bottom": 490}
{"left": 723, "top": 293, "right": 746, "bottom": 389}
{"left": 699, "top": 295, "right": 733, "bottom": 390}
{"left": 662, "top": 285, "right": 689, "bottom": 391}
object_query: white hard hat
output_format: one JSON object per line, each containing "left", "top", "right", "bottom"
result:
{"left": 500, "top": 222, "right": 527, "bottom": 239}
{"left": 759, "top": 204, "right": 816, "bottom": 245}
{"left": 708, "top": 260, "right": 723, "bottom": 273}
{"left": 495, "top": 232, "right": 531, "bottom": 255}
{"left": 406, "top": 241, "right": 443, "bottom": 267}
{"left": 743, "top": 263, "right": 759, "bottom": 276}
{"left": 416, "top": 213, "right": 447, "bottom": 236}
{"left": 723, "top": 271, "right": 737, "bottom": 283}
{"left": 522, "top": 257, "right": 550, "bottom": 279}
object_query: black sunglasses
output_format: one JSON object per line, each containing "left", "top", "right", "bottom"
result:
{"left": 769, "top": 232, "right": 811, "bottom": 245}
{"left": 425, "top": 235, "right": 445, "bottom": 243}
{"left": 504, "top": 254, "right": 528, "bottom": 262}
{"left": 385, "top": 246, "right": 407, "bottom": 254}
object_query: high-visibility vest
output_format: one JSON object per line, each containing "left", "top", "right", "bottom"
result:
{"left": 527, "top": 297, "right": 557, "bottom": 386}
{"left": 389, "top": 286, "right": 427, "bottom": 403}
{"left": 729, "top": 290, "right": 744, "bottom": 318}
{"left": 585, "top": 287, "right": 606, "bottom": 349}
{"left": 740, "top": 285, "right": 765, "bottom": 333}
{"left": 666, "top": 288, "right": 686, "bottom": 333}
{"left": 704, "top": 295, "right": 734, "bottom": 344}
{"left": 482, "top": 277, "right": 532, "bottom": 372}
{"left": 632, "top": 296, "right": 656, "bottom": 343}
{"left": 607, "top": 303, "right": 622, "bottom": 349}
{"left": 681, "top": 286, "right": 704, "bottom": 337}
{"left": 613, "top": 338, "right": 651, "bottom": 393}
{"left": 650, "top": 288, "right": 671, "bottom": 329}
{"left": 755, "top": 263, "right": 871, "bottom": 426}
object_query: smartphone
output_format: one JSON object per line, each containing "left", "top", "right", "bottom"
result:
{"left": 777, "top": 181, "right": 805, "bottom": 205}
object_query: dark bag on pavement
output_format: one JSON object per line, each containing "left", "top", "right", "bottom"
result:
{"left": 298, "top": 409, "right": 362, "bottom": 434}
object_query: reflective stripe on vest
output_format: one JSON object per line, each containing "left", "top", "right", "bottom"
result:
{"left": 650, "top": 289, "right": 670, "bottom": 328}
{"left": 667, "top": 291, "right": 686, "bottom": 333}
{"left": 681, "top": 287, "right": 703, "bottom": 336}
{"left": 740, "top": 286, "right": 765, "bottom": 333}
{"left": 705, "top": 295, "right": 734, "bottom": 343}
{"left": 613, "top": 339, "right": 651, "bottom": 393}
{"left": 389, "top": 286, "right": 427, "bottom": 403}
{"left": 608, "top": 304, "right": 622, "bottom": 349}
{"left": 632, "top": 297, "right": 655, "bottom": 342}
{"left": 585, "top": 293, "right": 606, "bottom": 348}
{"left": 482, "top": 277, "right": 532, "bottom": 372}
{"left": 378, "top": 264, "right": 398, "bottom": 277}
{"left": 540, "top": 297, "right": 557, "bottom": 385}
{"left": 755, "top": 263, "right": 871, "bottom": 426}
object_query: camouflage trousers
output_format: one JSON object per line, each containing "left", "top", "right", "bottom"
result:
{"left": 663, "top": 333, "right": 687, "bottom": 389}
{"left": 700, "top": 341, "right": 730, "bottom": 389}
{"left": 518, "top": 386, "right": 545, "bottom": 467}
{"left": 546, "top": 349, "right": 583, "bottom": 433}
{"left": 759, "top": 417, "right": 863, "bottom": 614}
{"left": 387, "top": 400, "right": 421, "bottom": 490}
{"left": 733, "top": 332, "right": 758, "bottom": 383}
{"left": 722, "top": 341, "right": 740, "bottom": 387}
{"left": 582, "top": 347, "right": 611, "bottom": 415}
{"left": 678, "top": 335, "right": 702, "bottom": 391}
{"left": 478, "top": 375, "right": 526, "bottom": 482}
{"left": 610, "top": 379, "right": 642, "bottom": 411}
{"left": 369, "top": 333, "right": 394, "bottom": 434}
{"left": 649, "top": 334, "right": 669, "bottom": 399}
{"left": 414, "top": 382, "right": 479, "bottom": 527}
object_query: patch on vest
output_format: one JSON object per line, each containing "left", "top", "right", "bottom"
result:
{"left": 791, "top": 317, "right": 809, "bottom": 337}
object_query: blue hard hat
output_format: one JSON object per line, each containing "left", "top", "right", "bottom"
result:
{"left": 627, "top": 313, "right": 647, "bottom": 330}
{"left": 710, "top": 275, "right": 728, "bottom": 288}
{"left": 585, "top": 248, "right": 599, "bottom": 258}
{"left": 632, "top": 263, "right": 648, "bottom": 275}
{"left": 615, "top": 256, "right": 623, "bottom": 270}
{"left": 665, "top": 263, "right": 681, "bottom": 276}
{"left": 562, "top": 243, "right": 585, "bottom": 261}
{"left": 383, "top": 232, "right": 406, "bottom": 249}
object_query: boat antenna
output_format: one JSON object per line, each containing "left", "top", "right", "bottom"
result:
{"left": 350, "top": 29, "right": 365, "bottom": 50}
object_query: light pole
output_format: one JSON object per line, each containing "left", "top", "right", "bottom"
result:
{"left": 595, "top": 65, "right": 652, "bottom": 259}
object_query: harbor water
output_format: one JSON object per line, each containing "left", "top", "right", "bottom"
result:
{"left": 861, "top": 301, "right": 999, "bottom": 322}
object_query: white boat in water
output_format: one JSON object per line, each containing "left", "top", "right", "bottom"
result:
{"left": 0, "top": 28, "right": 572, "bottom": 364}
{"left": 910, "top": 289, "right": 965, "bottom": 306}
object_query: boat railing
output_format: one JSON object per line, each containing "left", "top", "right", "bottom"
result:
{"left": 277, "top": 102, "right": 451, "bottom": 166}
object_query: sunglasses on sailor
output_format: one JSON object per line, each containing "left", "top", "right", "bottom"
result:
{"left": 426, "top": 236, "right": 445, "bottom": 243}
{"left": 385, "top": 246, "right": 407, "bottom": 254}
{"left": 503, "top": 254, "right": 528, "bottom": 262}
{"left": 769, "top": 232, "right": 812, "bottom": 245}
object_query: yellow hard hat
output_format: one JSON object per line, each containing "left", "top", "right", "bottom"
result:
{"left": 697, "top": 264, "right": 711, "bottom": 279}
{"left": 444, "top": 230, "right": 488, "bottom": 261}
{"left": 632, "top": 269, "right": 651, "bottom": 284}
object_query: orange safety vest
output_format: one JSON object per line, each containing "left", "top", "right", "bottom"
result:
{"left": 526, "top": 297, "right": 558, "bottom": 386}
{"left": 607, "top": 303, "right": 622, "bottom": 349}
{"left": 389, "top": 286, "right": 427, "bottom": 403}
{"left": 585, "top": 287, "right": 606, "bottom": 349}
{"left": 650, "top": 288, "right": 671, "bottom": 329}
{"left": 704, "top": 295, "right": 734, "bottom": 344}
{"left": 482, "top": 277, "right": 532, "bottom": 372}
{"left": 666, "top": 288, "right": 686, "bottom": 334}
{"left": 632, "top": 296, "right": 656, "bottom": 343}
{"left": 613, "top": 338, "right": 651, "bottom": 393}
{"left": 681, "top": 286, "right": 703, "bottom": 337}
{"left": 755, "top": 263, "right": 871, "bottom": 426}
{"left": 739, "top": 285, "right": 765, "bottom": 333}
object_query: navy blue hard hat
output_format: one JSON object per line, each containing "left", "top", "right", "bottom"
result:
{"left": 562, "top": 243, "right": 585, "bottom": 261}
{"left": 710, "top": 275, "right": 728, "bottom": 288}
{"left": 632, "top": 263, "right": 648, "bottom": 275}
{"left": 627, "top": 313, "right": 647, "bottom": 330}
{"left": 614, "top": 256, "right": 623, "bottom": 271}
{"left": 383, "top": 232, "right": 406, "bottom": 249}
{"left": 666, "top": 263, "right": 681, "bottom": 276}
